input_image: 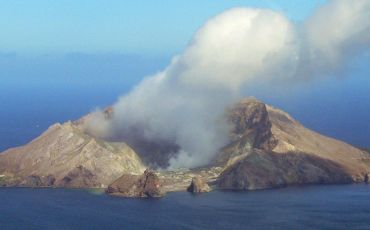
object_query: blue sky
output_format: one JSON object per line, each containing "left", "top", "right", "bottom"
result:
{"left": 0, "top": 0, "right": 368, "bottom": 150}
{"left": 0, "top": 0, "right": 324, "bottom": 55}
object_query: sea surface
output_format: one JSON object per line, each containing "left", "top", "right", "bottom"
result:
{"left": 1, "top": 184, "right": 370, "bottom": 229}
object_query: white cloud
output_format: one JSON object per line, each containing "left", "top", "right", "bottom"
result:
{"left": 84, "top": 1, "right": 370, "bottom": 169}
{"left": 304, "top": 0, "right": 370, "bottom": 74}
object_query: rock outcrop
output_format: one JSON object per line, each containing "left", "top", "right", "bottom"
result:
{"left": 21, "top": 174, "right": 56, "bottom": 187}
{"left": 229, "top": 98, "right": 277, "bottom": 150}
{"left": 365, "top": 173, "right": 369, "bottom": 183}
{"left": 187, "top": 177, "right": 211, "bottom": 193}
{"left": 215, "top": 98, "right": 277, "bottom": 166}
{"left": 106, "top": 169, "right": 164, "bottom": 198}
{"left": 57, "top": 165, "right": 99, "bottom": 188}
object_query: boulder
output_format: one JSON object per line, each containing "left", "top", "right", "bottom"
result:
{"left": 187, "top": 177, "right": 211, "bottom": 193}
{"left": 107, "top": 169, "right": 164, "bottom": 198}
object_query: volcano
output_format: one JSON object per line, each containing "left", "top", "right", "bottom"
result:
{"left": 0, "top": 98, "right": 369, "bottom": 197}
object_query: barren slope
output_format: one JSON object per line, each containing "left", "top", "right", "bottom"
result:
{"left": 0, "top": 121, "right": 145, "bottom": 187}
{"left": 267, "top": 105, "right": 370, "bottom": 178}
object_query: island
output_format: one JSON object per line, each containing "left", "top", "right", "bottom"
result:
{"left": 0, "top": 98, "right": 369, "bottom": 197}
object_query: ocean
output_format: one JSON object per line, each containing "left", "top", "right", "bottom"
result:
{"left": 1, "top": 184, "right": 370, "bottom": 229}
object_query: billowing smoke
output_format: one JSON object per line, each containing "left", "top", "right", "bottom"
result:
{"left": 301, "top": 0, "right": 370, "bottom": 78}
{"left": 84, "top": 0, "right": 370, "bottom": 169}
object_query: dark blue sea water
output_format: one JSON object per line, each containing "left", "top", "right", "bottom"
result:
{"left": 1, "top": 184, "right": 370, "bottom": 229}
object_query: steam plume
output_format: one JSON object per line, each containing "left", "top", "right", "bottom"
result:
{"left": 84, "top": 0, "right": 370, "bottom": 169}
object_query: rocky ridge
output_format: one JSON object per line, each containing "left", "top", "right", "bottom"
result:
{"left": 187, "top": 177, "right": 211, "bottom": 193}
